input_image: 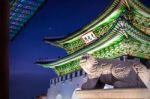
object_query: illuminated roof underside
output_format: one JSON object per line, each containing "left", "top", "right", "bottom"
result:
{"left": 37, "top": 0, "right": 150, "bottom": 76}
{"left": 9, "top": 0, "right": 46, "bottom": 40}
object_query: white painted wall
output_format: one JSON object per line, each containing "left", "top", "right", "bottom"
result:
{"left": 47, "top": 70, "right": 87, "bottom": 99}
{"left": 47, "top": 69, "right": 120, "bottom": 99}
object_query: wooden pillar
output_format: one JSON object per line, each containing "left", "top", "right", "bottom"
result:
{"left": 0, "top": 0, "right": 9, "bottom": 99}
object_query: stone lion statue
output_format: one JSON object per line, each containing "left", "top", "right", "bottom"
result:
{"left": 80, "top": 54, "right": 150, "bottom": 89}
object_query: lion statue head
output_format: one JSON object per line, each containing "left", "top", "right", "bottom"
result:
{"left": 80, "top": 54, "right": 99, "bottom": 75}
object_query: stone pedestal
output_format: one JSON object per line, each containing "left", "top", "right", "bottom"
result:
{"left": 75, "top": 88, "right": 150, "bottom": 99}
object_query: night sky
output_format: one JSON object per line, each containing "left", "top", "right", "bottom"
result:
{"left": 9, "top": 0, "right": 150, "bottom": 99}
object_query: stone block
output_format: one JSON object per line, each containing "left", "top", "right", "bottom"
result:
{"left": 75, "top": 88, "right": 150, "bottom": 99}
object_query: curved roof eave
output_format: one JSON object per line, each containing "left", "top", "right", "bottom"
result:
{"left": 39, "top": 18, "right": 150, "bottom": 68}
{"left": 43, "top": 0, "right": 150, "bottom": 47}
{"left": 128, "top": 0, "right": 150, "bottom": 17}
{"left": 45, "top": 0, "right": 123, "bottom": 45}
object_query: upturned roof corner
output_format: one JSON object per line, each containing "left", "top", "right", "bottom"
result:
{"left": 37, "top": 0, "right": 150, "bottom": 76}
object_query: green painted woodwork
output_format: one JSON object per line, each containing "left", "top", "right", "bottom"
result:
{"left": 56, "top": 0, "right": 121, "bottom": 43}
{"left": 45, "top": 0, "right": 150, "bottom": 54}
{"left": 128, "top": 0, "right": 150, "bottom": 15}
{"left": 37, "top": 0, "right": 150, "bottom": 75}
{"left": 53, "top": 35, "right": 150, "bottom": 75}
{"left": 45, "top": 35, "right": 150, "bottom": 75}
{"left": 57, "top": 6, "right": 125, "bottom": 54}
{"left": 55, "top": 59, "right": 80, "bottom": 75}
{"left": 45, "top": 0, "right": 125, "bottom": 54}
{"left": 9, "top": 0, "right": 45, "bottom": 40}
{"left": 125, "top": 10, "right": 150, "bottom": 35}
{"left": 39, "top": 18, "right": 150, "bottom": 75}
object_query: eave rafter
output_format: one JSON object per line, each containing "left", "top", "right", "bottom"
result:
{"left": 128, "top": 0, "right": 150, "bottom": 16}
{"left": 37, "top": 0, "right": 150, "bottom": 75}
{"left": 45, "top": 0, "right": 150, "bottom": 54}
{"left": 9, "top": 0, "right": 46, "bottom": 40}
{"left": 37, "top": 17, "right": 150, "bottom": 75}
{"left": 126, "top": 0, "right": 150, "bottom": 36}
{"left": 44, "top": 0, "right": 124, "bottom": 49}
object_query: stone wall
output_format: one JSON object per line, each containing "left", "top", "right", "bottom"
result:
{"left": 47, "top": 69, "right": 87, "bottom": 99}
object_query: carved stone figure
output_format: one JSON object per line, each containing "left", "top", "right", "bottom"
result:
{"left": 80, "top": 54, "right": 150, "bottom": 89}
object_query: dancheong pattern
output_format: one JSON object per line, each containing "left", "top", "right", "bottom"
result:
{"left": 36, "top": 0, "right": 150, "bottom": 75}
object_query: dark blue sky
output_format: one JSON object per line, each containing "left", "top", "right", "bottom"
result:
{"left": 9, "top": 0, "right": 150, "bottom": 99}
